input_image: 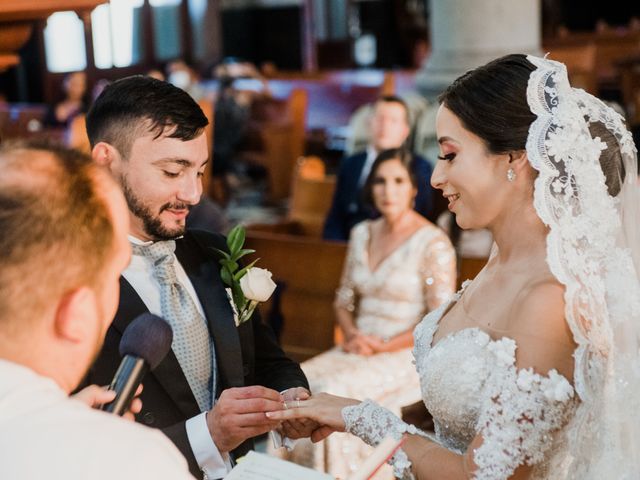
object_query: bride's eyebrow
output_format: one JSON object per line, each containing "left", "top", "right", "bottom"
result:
{"left": 438, "top": 136, "right": 459, "bottom": 145}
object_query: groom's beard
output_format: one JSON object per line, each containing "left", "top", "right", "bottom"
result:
{"left": 121, "top": 175, "right": 191, "bottom": 241}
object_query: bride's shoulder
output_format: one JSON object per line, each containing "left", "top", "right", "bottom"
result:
{"left": 507, "top": 279, "right": 576, "bottom": 378}
{"left": 509, "top": 278, "right": 566, "bottom": 335}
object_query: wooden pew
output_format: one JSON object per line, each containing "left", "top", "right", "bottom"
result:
{"left": 239, "top": 88, "right": 308, "bottom": 200}
{"left": 457, "top": 256, "right": 488, "bottom": 289}
{"left": 246, "top": 156, "right": 336, "bottom": 238}
{"left": 244, "top": 231, "right": 347, "bottom": 362}
{"left": 544, "top": 29, "right": 640, "bottom": 93}
{"left": 545, "top": 44, "right": 597, "bottom": 94}
{"left": 287, "top": 156, "right": 336, "bottom": 237}
{"left": 265, "top": 71, "right": 384, "bottom": 130}
{"left": 0, "top": 103, "right": 64, "bottom": 142}
{"left": 618, "top": 54, "right": 640, "bottom": 127}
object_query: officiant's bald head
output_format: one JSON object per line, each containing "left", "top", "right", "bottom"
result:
{"left": 0, "top": 141, "right": 131, "bottom": 391}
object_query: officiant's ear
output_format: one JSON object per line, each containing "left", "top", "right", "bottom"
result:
{"left": 54, "top": 286, "right": 99, "bottom": 344}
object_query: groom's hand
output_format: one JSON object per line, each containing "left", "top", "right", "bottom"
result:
{"left": 310, "top": 425, "right": 335, "bottom": 443}
{"left": 279, "top": 387, "right": 318, "bottom": 440}
{"left": 207, "top": 386, "right": 284, "bottom": 453}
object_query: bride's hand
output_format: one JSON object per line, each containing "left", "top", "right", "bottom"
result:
{"left": 266, "top": 393, "right": 361, "bottom": 438}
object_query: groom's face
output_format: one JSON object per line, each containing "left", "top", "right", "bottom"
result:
{"left": 110, "top": 124, "right": 208, "bottom": 241}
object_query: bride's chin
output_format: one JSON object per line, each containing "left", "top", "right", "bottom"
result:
{"left": 453, "top": 214, "right": 467, "bottom": 229}
{"left": 454, "top": 214, "right": 476, "bottom": 231}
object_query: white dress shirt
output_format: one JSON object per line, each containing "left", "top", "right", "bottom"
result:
{"left": 124, "top": 236, "right": 232, "bottom": 479}
{"left": 0, "top": 359, "right": 193, "bottom": 480}
{"left": 357, "top": 145, "right": 379, "bottom": 187}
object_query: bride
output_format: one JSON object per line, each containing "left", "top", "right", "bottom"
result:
{"left": 267, "top": 54, "right": 640, "bottom": 479}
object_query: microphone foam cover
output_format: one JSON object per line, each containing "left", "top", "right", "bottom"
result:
{"left": 119, "top": 313, "right": 173, "bottom": 370}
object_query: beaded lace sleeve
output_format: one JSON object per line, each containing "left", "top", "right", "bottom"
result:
{"left": 420, "top": 229, "right": 457, "bottom": 311}
{"left": 473, "top": 338, "right": 577, "bottom": 479}
{"left": 334, "top": 223, "right": 364, "bottom": 312}
{"left": 342, "top": 400, "right": 433, "bottom": 479}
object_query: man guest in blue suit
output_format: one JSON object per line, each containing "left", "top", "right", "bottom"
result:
{"left": 323, "top": 95, "right": 434, "bottom": 241}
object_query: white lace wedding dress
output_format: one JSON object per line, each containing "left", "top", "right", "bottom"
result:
{"left": 275, "top": 220, "right": 456, "bottom": 479}
{"left": 342, "top": 282, "right": 578, "bottom": 479}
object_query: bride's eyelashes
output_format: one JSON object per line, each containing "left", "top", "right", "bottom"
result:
{"left": 438, "top": 153, "right": 456, "bottom": 161}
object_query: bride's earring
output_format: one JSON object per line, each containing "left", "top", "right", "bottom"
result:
{"left": 507, "top": 168, "right": 516, "bottom": 182}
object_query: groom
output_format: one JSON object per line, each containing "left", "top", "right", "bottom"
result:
{"left": 82, "top": 75, "right": 310, "bottom": 479}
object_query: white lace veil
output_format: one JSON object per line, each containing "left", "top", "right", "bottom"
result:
{"left": 525, "top": 55, "right": 640, "bottom": 478}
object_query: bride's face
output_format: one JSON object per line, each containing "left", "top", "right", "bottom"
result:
{"left": 432, "top": 105, "right": 511, "bottom": 230}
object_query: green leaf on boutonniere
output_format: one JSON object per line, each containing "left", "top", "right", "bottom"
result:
{"left": 220, "top": 267, "right": 233, "bottom": 287}
{"left": 233, "top": 258, "right": 259, "bottom": 281}
{"left": 221, "top": 259, "right": 239, "bottom": 272}
{"left": 214, "top": 248, "right": 231, "bottom": 261}
{"left": 227, "top": 225, "right": 245, "bottom": 255}
{"left": 236, "top": 248, "right": 256, "bottom": 259}
{"left": 231, "top": 282, "right": 247, "bottom": 311}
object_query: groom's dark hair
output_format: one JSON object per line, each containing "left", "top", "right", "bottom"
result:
{"left": 86, "top": 75, "right": 208, "bottom": 158}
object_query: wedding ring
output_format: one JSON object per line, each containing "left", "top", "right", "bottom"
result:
{"left": 283, "top": 399, "right": 301, "bottom": 410}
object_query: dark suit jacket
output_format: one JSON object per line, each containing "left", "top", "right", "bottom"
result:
{"left": 322, "top": 151, "right": 435, "bottom": 241}
{"left": 84, "top": 230, "right": 308, "bottom": 478}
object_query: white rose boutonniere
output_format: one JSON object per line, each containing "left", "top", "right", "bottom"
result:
{"left": 215, "top": 225, "right": 277, "bottom": 326}
{"left": 240, "top": 267, "right": 276, "bottom": 302}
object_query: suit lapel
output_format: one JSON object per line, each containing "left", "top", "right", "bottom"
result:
{"left": 115, "top": 278, "right": 201, "bottom": 419}
{"left": 176, "top": 235, "right": 245, "bottom": 392}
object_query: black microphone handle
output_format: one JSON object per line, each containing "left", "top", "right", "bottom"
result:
{"left": 101, "top": 355, "right": 148, "bottom": 416}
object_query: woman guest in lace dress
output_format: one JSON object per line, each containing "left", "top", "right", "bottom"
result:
{"left": 276, "top": 147, "right": 456, "bottom": 478}
{"left": 268, "top": 54, "right": 640, "bottom": 479}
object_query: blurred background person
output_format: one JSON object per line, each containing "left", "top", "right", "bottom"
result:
{"left": 44, "top": 71, "right": 89, "bottom": 128}
{"left": 275, "top": 148, "right": 456, "bottom": 479}
{"left": 166, "top": 59, "right": 207, "bottom": 102}
{"left": 437, "top": 210, "right": 494, "bottom": 259}
{"left": 323, "top": 96, "right": 435, "bottom": 241}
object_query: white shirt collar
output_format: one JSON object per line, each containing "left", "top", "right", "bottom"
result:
{"left": 127, "top": 234, "right": 184, "bottom": 247}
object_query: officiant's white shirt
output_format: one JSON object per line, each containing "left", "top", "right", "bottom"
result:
{"left": 0, "top": 359, "right": 193, "bottom": 480}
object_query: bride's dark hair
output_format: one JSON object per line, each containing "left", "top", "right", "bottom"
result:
{"left": 438, "top": 54, "right": 537, "bottom": 154}
{"left": 439, "top": 53, "right": 627, "bottom": 197}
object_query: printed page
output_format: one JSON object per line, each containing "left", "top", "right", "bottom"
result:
{"left": 224, "top": 451, "right": 334, "bottom": 480}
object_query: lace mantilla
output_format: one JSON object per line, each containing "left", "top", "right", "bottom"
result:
{"left": 526, "top": 55, "right": 640, "bottom": 477}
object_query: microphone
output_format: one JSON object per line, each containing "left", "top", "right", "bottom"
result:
{"left": 101, "top": 313, "right": 173, "bottom": 416}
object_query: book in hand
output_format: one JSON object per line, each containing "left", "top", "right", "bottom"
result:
{"left": 223, "top": 451, "right": 332, "bottom": 480}
{"left": 223, "top": 436, "right": 405, "bottom": 480}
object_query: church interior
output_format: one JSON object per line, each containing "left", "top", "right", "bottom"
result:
{"left": 0, "top": 3, "right": 639, "bottom": 477}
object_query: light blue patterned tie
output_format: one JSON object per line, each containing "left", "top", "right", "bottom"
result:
{"left": 132, "top": 240, "right": 215, "bottom": 411}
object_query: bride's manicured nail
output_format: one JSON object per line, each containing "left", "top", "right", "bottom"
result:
{"left": 266, "top": 412, "right": 274, "bottom": 418}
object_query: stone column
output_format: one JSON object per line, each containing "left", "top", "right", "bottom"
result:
{"left": 416, "top": 0, "right": 542, "bottom": 98}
